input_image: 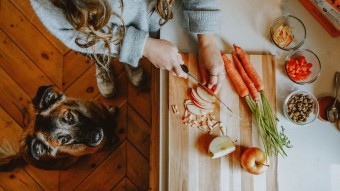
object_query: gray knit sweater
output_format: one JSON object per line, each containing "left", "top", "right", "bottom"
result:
{"left": 30, "top": 0, "right": 221, "bottom": 67}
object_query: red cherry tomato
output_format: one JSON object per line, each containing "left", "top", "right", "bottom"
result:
{"left": 286, "top": 56, "right": 313, "bottom": 81}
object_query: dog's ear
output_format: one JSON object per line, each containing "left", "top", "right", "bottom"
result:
{"left": 32, "top": 85, "right": 63, "bottom": 112}
{"left": 21, "top": 134, "right": 50, "bottom": 161}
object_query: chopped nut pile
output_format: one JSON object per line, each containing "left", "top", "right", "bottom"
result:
{"left": 287, "top": 93, "right": 315, "bottom": 123}
{"left": 171, "top": 105, "right": 179, "bottom": 115}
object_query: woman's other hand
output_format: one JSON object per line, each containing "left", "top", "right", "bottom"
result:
{"left": 143, "top": 38, "right": 187, "bottom": 78}
{"left": 198, "top": 34, "right": 225, "bottom": 94}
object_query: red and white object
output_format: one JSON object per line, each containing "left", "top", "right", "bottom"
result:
{"left": 240, "top": 147, "right": 270, "bottom": 175}
{"left": 300, "top": 0, "right": 340, "bottom": 37}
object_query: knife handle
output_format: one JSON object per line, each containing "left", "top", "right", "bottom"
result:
{"left": 180, "top": 64, "right": 189, "bottom": 74}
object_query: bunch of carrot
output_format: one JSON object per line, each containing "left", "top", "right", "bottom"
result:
{"left": 222, "top": 44, "right": 291, "bottom": 157}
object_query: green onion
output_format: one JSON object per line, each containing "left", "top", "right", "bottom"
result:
{"left": 245, "top": 91, "right": 292, "bottom": 157}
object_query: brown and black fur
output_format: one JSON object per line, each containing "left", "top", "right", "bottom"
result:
{"left": 0, "top": 85, "right": 118, "bottom": 171}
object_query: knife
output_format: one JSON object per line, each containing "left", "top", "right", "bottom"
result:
{"left": 180, "top": 64, "right": 240, "bottom": 118}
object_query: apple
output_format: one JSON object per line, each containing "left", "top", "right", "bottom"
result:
{"left": 196, "top": 85, "right": 216, "bottom": 103}
{"left": 209, "top": 136, "right": 236, "bottom": 159}
{"left": 240, "top": 147, "right": 269, "bottom": 175}
{"left": 187, "top": 104, "right": 212, "bottom": 116}
{"left": 190, "top": 88, "right": 215, "bottom": 110}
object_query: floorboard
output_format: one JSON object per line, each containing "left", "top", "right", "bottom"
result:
{"left": 0, "top": 1, "right": 159, "bottom": 190}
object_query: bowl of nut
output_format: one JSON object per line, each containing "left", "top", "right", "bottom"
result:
{"left": 283, "top": 90, "right": 319, "bottom": 125}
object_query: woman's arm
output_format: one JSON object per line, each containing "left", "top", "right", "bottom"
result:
{"left": 181, "top": 0, "right": 224, "bottom": 94}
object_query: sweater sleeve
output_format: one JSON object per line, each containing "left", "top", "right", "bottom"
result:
{"left": 119, "top": 26, "right": 148, "bottom": 67}
{"left": 181, "top": 0, "right": 221, "bottom": 34}
{"left": 30, "top": 0, "right": 147, "bottom": 67}
{"left": 30, "top": 0, "right": 119, "bottom": 55}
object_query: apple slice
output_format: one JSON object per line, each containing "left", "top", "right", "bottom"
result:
{"left": 190, "top": 88, "right": 215, "bottom": 109}
{"left": 187, "top": 104, "right": 212, "bottom": 116}
{"left": 197, "top": 85, "right": 216, "bottom": 103}
{"left": 209, "top": 136, "right": 236, "bottom": 159}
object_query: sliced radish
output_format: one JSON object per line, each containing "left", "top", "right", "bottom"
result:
{"left": 187, "top": 104, "right": 212, "bottom": 116}
{"left": 197, "top": 86, "right": 216, "bottom": 103}
{"left": 190, "top": 89, "right": 215, "bottom": 109}
{"left": 209, "top": 136, "right": 236, "bottom": 159}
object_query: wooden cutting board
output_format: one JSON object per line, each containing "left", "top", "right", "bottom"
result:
{"left": 168, "top": 53, "right": 278, "bottom": 191}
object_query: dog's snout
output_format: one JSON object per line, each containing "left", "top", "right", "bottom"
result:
{"left": 86, "top": 129, "right": 104, "bottom": 147}
{"left": 92, "top": 131, "right": 102, "bottom": 143}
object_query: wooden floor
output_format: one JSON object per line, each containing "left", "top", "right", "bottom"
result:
{"left": 0, "top": 0, "right": 159, "bottom": 190}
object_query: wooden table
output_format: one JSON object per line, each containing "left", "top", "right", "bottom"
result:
{"left": 168, "top": 53, "right": 278, "bottom": 191}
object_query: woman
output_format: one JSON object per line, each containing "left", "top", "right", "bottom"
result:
{"left": 30, "top": 0, "right": 224, "bottom": 98}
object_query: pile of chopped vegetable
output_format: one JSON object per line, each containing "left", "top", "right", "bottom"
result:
{"left": 273, "top": 24, "right": 294, "bottom": 48}
{"left": 286, "top": 56, "right": 313, "bottom": 81}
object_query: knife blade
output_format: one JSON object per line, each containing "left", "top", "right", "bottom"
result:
{"left": 180, "top": 64, "right": 240, "bottom": 118}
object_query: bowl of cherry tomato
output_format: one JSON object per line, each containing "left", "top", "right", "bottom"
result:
{"left": 284, "top": 49, "right": 321, "bottom": 84}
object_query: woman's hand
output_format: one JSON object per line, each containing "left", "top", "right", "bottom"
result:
{"left": 198, "top": 34, "right": 225, "bottom": 94}
{"left": 143, "top": 37, "right": 187, "bottom": 78}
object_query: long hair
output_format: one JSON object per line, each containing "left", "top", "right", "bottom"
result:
{"left": 51, "top": 0, "right": 173, "bottom": 68}
{"left": 155, "top": 0, "right": 174, "bottom": 25}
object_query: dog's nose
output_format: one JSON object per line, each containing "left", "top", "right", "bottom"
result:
{"left": 92, "top": 131, "right": 102, "bottom": 143}
{"left": 86, "top": 129, "right": 104, "bottom": 147}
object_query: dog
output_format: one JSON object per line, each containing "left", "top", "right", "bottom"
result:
{"left": 0, "top": 85, "right": 118, "bottom": 171}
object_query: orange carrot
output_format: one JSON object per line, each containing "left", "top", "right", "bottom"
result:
{"left": 233, "top": 44, "right": 264, "bottom": 91}
{"left": 232, "top": 53, "right": 259, "bottom": 100}
{"left": 222, "top": 54, "right": 249, "bottom": 97}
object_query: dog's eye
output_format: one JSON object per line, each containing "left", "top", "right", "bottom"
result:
{"left": 58, "top": 135, "right": 72, "bottom": 145}
{"left": 63, "top": 111, "right": 75, "bottom": 125}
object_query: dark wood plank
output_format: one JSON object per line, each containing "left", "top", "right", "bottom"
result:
{"left": 112, "top": 58, "right": 126, "bottom": 77}
{"left": 24, "top": 166, "right": 59, "bottom": 191}
{"left": 149, "top": 66, "right": 160, "bottom": 191}
{"left": 75, "top": 142, "right": 127, "bottom": 191}
{"left": 0, "top": 30, "right": 53, "bottom": 97}
{"left": 110, "top": 178, "right": 126, "bottom": 191}
{"left": 0, "top": 0, "right": 63, "bottom": 88}
{"left": 127, "top": 106, "right": 150, "bottom": 160}
{"left": 63, "top": 51, "right": 93, "bottom": 89}
{"left": 95, "top": 73, "right": 128, "bottom": 109}
{"left": 0, "top": 169, "right": 43, "bottom": 191}
{"left": 126, "top": 178, "right": 139, "bottom": 191}
{"left": 127, "top": 58, "right": 152, "bottom": 124}
{"left": 9, "top": 0, "right": 68, "bottom": 54}
{"left": 59, "top": 103, "right": 127, "bottom": 191}
{"left": 127, "top": 142, "right": 149, "bottom": 191}
{"left": 64, "top": 64, "right": 98, "bottom": 99}
{"left": 0, "top": 67, "right": 33, "bottom": 127}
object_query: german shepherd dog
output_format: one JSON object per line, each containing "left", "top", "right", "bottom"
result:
{"left": 0, "top": 85, "right": 118, "bottom": 171}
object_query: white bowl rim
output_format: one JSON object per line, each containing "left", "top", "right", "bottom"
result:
{"left": 283, "top": 89, "right": 320, "bottom": 126}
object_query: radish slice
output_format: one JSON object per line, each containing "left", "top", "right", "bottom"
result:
{"left": 209, "top": 136, "right": 236, "bottom": 159}
{"left": 197, "top": 86, "right": 216, "bottom": 103}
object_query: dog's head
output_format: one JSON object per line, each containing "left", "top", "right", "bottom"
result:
{"left": 22, "top": 86, "right": 113, "bottom": 164}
